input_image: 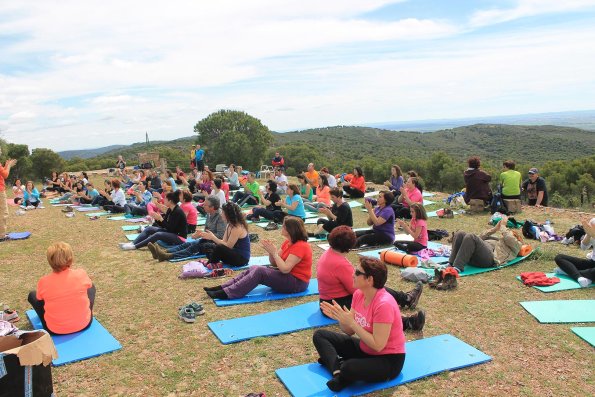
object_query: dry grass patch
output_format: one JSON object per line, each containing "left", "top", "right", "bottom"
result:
{"left": 1, "top": 181, "right": 593, "bottom": 396}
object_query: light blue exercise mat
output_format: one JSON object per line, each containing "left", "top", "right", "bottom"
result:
{"left": 520, "top": 300, "right": 595, "bottom": 323}
{"left": 571, "top": 327, "right": 595, "bottom": 347}
{"left": 208, "top": 301, "right": 336, "bottom": 344}
{"left": 7, "top": 231, "right": 31, "bottom": 240}
{"left": 214, "top": 279, "right": 319, "bottom": 307}
{"left": 516, "top": 273, "right": 595, "bottom": 292}
{"left": 276, "top": 334, "right": 492, "bottom": 397}
{"left": 26, "top": 310, "right": 122, "bottom": 366}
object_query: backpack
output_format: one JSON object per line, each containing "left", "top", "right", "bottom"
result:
{"left": 565, "top": 225, "right": 585, "bottom": 241}
{"left": 428, "top": 229, "right": 449, "bottom": 241}
{"left": 179, "top": 261, "right": 210, "bottom": 279}
{"left": 522, "top": 220, "right": 539, "bottom": 240}
{"left": 490, "top": 186, "right": 508, "bottom": 215}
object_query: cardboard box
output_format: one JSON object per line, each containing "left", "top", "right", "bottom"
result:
{"left": 0, "top": 331, "right": 57, "bottom": 397}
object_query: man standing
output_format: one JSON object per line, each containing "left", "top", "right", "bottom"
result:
{"left": 522, "top": 168, "right": 548, "bottom": 207}
{"left": 0, "top": 148, "right": 17, "bottom": 241}
{"left": 194, "top": 145, "right": 205, "bottom": 172}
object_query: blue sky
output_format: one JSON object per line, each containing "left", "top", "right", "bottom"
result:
{"left": 1, "top": 0, "right": 595, "bottom": 151}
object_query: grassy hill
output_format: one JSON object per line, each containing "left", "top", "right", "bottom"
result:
{"left": 273, "top": 124, "right": 595, "bottom": 164}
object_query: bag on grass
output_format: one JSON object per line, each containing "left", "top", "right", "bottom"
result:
{"left": 179, "top": 261, "right": 210, "bottom": 279}
{"left": 401, "top": 267, "right": 430, "bottom": 283}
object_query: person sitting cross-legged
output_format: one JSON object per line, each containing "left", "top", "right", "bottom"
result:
{"left": 355, "top": 191, "right": 395, "bottom": 248}
{"left": 124, "top": 181, "right": 152, "bottom": 217}
{"left": 28, "top": 242, "right": 96, "bottom": 335}
{"left": 150, "top": 196, "right": 227, "bottom": 261}
{"left": 313, "top": 256, "right": 406, "bottom": 392}
{"left": 204, "top": 216, "right": 312, "bottom": 300}
{"left": 231, "top": 172, "right": 260, "bottom": 207}
{"left": 394, "top": 203, "right": 428, "bottom": 254}
{"left": 342, "top": 167, "right": 366, "bottom": 199}
{"left": 309, "top": 187, "right": 353, "bottom": 238}
{"left": 120, "top": 191, "right": 187, "bottom": 250}
{"left": 317, "top": 226, "right": 425, "bottom": 331}
{"left": 304, "top": 174, "right": 332, "bottom": 213}
{"left": 247, "top": 180, "right": 283, "bottom": 223}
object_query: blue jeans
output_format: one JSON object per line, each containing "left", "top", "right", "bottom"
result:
{"left": 133, "top": 226, "right": 183, "bottom": 248}
{"left": 166, "top": 239, "right": 215, "bottom": 259}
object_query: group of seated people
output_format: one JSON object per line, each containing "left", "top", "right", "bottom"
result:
{"left": 464, "top": 157, "right": 549, "bottom": 207}
{"left": 25, "top": 154, "right": 592, "bottom": 394}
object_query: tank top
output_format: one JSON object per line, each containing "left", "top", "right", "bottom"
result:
{"left": 233, "top": 233, "right": 251, "bottom": 261}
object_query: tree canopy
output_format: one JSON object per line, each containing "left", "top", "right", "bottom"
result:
{"left": 194, "top": 110, "right": 273, "bottom": 170}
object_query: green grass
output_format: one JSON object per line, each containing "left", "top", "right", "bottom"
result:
{"left": 1, "top": 178, "right": 594, "bottom": 396}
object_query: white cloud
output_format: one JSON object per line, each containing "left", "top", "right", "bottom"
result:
{"left": 470, "top": 0, "right": 595, "bottom": 27}
{"left": 0, "top": 1, "right": 594, "bottom": 151}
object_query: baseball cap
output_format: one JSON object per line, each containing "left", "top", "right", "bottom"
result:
{"left": 528, "top": 168, "right": 538, "bottom": 174}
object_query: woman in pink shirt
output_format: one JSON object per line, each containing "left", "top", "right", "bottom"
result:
{"left": 394, "top": 203, "right": 428, "bottom": 253}
{"left": 314, "top": 257, "right": 406, "bottom": 391}
{"left": 179, "top": 190, "right": 198, "bottom": 234}
{"left": 392, "top": 176, "right": 423, "bottom": 219}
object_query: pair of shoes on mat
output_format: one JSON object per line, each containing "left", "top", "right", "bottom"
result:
{"left": 405, "top": 281, "right": 423, "bottom": 309}
{"left": 61, "top": 206, "right": 74, "bottom": 213}
{"left": 264, "top": 222, "right": 279, "bottom": 231}
{"left": 429, "top": 268, "right": 458, "bottom": 290}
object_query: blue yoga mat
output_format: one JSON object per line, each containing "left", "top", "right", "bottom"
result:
{"left": 26, "top": 310, "right": 122, "bottom": 366}
{"left": 7, "top": 231, "right": 31, "bottom": 240}
{"left": 214, "top": 279, "right": 319, "bottom": 307}
{"left": 208, "top": 301, "right": 336, "bottom": 344}
{"left": 276, "top": 334, "right": 492, "bottom": 397}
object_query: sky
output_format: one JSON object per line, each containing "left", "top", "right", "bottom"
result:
{"left": 1, "top": 0, "right": 595, "bottom": 152}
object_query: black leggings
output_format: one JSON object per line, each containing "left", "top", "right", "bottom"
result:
{"left": 207, "top": 244, "right": 249, "bottom": 267}
{"left": 318, "top": 218, "right": 338, "bottom": 233}
{"left": 554, "top": 254, "right": 595, "bottom": 281}
{"left": 28, "top": 285, "right": 96, "bottom": 335}
{"left": 394, "top": 241, "right": 426, "bottom": 254}
{"left": 355, "top": 229, "right": 393, "bottom": 248}
{"left": 391, "top": 204, "right": 412, "bottom": 219}
{"left": 103, "top": 204, "right": 126, "bottom": 213}
{"left": 313, "top": 329, "right": 405, "bottom": 386}
{"left": 343, "top": 186, "right": 364, "bottom": 198}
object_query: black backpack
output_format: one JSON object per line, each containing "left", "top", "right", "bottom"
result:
{"left": 490, "top": 186, "right": 509, "bottom": 215}
{"left": 565, "top": 225, "right": 585, "bottom": 241}
{"left": 428, "top": 229, "right": 449, "bottom": 241}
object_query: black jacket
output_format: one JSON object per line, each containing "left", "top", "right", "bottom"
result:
{"left": 156, "top": 205, "right": 187, "bottom": 237}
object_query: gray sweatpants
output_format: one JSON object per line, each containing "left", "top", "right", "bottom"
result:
{"left": 449, "top": 231, "right": 495, "bottom": 271}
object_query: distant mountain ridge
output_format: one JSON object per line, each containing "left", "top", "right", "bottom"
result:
{"left": 60, "top": 123, "right": 595, "bottom": 166}
{"left": 58, "top": 144, "right": 128, "bottom": 160}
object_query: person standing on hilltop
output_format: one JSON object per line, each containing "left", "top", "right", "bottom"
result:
{"left": 195, "top": 144, "right": 205, "bottom": 172}
{"left": 522, "top": 168, "right": 548, "bottom": 207}
{"left": 499, "top": 160, "right": 522, "bottom": 200}
{"left": 463, "top": 156, "right": 492, "bottom": 205}
{"left": 0, "top": 148, "right": 18, "bottom": 242}
{"left": 116, "top": 155, "right": 126, "bottom": 175}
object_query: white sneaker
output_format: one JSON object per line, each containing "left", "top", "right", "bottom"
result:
{"left": 577, "top": 277, "right": 592, "bottom": 288}
{"left": 553, "top": 267, "right": 567, "bottom": 276}
{"left": 26, "top": 205, "right": 35, "bottom": 210}
{"left": 560, "top": 238, "right": 569, "bottom": 245}
{"left": 568, "top": 236, "right": 575, "bottom": 245}
{"left": 65, "top": 212, "right": 75, "bottom": 218}
{"left": 120, "top": 242, "right": 136, "bottom": 250}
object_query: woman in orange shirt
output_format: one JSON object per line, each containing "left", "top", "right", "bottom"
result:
{"left": 28, "top": 242, "right": 95, "bottom": 334}
{"left": 342, "top": 167, "right": 366, "bottom": 198}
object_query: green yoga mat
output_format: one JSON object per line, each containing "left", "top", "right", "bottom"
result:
{"left": 520, "top": 300, "right": 595, "bottom": 323}
{"left": 516, "top": 273, "right": 594, "bottom": 292}
{"left": 571, "top": 327, "right": 595, "bottom": 347}
{"left": 85, "top": 212, "right": 111, "bottom": 217}
{"left": 108, "top": 215, "right": 144, "bottom": 221}
{"left": 121, "top": 225, "right": 141, "bottom": 231}
{"left": 126, "top": 233, "right": 140, "bottom": 241}
{"left": 458, "top": 253, "right": 532, "bottom": 277}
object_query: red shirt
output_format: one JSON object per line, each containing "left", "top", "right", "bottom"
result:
{"left": 0, "top": 163, "right": 8, "bottom": 192}
{"left": 352, "top": 288, "right": 405, "bottom": 355}
{"left": 280, "top": 239, "right": 312, "bottom": 282}
{"left": 37, "top": 268, "right": 93, "bottom": 334}
{"left": 350, "top": 175, "right": 366, "bottom": 193}
{"left": 316, "top": 249, "right": 355, "bottom": 300}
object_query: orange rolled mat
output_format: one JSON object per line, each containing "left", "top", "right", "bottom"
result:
{"left": 380, "top": 250, "right": 418, "bottom": 267}
{"left": 519, "top": 244, "right": 533, "bottom": 257}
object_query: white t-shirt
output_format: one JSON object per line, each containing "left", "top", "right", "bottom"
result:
{"left": 327, "top": 174, "right": 337, "bottom": 188}
{"left": 211, "top": 189, "right": 227, "bottom": 206}
{"left": 111, "top": 188, "right": 127, "bottom": 206}
{"left": 275, "top": 174, "right": 288, "bottom": 194}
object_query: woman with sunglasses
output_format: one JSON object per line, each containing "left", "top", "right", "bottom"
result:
{"left": 314, "top": 256, "right": 406, "bottom": 392}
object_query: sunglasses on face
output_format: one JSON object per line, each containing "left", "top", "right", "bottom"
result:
{"left": 354, "top": 269, "right": 367, "bottom": 277}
